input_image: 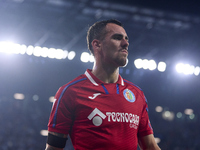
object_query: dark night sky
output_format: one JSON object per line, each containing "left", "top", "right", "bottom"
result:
{"left": 110, "top": 0, "right": 200, "bottom": 16}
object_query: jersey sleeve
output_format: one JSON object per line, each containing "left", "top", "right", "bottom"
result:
{"left": 138, "top": 93, "right": 153, "bottom": 137}
{"left": 48, "top": 85, "right": 76, "bottom": 135}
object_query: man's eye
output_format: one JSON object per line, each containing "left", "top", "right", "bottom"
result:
{"left": 114, "top": 36, "right": 122, "bottom": 40}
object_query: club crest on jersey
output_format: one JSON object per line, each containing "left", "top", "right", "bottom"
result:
{"left": 123, "top": 89, "right": 135, "bottom": 102}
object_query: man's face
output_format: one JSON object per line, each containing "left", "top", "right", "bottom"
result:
{"left": 100, "top": 23, "right": 129, "bottom": 67}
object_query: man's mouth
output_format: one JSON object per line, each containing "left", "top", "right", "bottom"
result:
{"left": 121, "top": 49, "right": 128, "bottom": 54}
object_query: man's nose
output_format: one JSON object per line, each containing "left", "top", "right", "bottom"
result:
{"left": 121, "top": 38, "right": 129, "bottom": 48}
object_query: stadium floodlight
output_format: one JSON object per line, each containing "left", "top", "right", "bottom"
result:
{"left": 20, "top": 44, "right": 27, "bottom": 54}
{"left": 14, "top": 43, "right": 21, "bottom": 54}
{"left": 142, "top": 59, "right": 149, "bottom": 70}
{"left": 0, "top": 41, "right": 4, "bottom": 53}
{"left": 81, "top": 52, "right": 90, "bottom": 63}
{"left": 134, "top": 58, "right": 143, "bottom": 69}
{"left": 155, "top": 106, "right": 163, "bottom": 112}
{"left": 0, "top": 41, "right": 14, "bottom": 54}
{"left": 154, "top": 137, "right": 161, "bottom": 144}
{"left": 183, "top": 64, "right": 193, "bottom": 75}
{"left": 158, "top": 62, "right": 166, "bottom": 72}
{"left": 189, "top": 114, "right": 195, "bottom": 120}
{"left": 134, "top": 59, "right": 164, "bottom": 71}
{"left": 184, "top": 108, "right": 193, "bottom": 115}
{"left": 68, "top": 51, "right": 76, "bottom": 60}
{"left": 33, "top": 46, "right": 42, "bottom": 57}
{"left": 12, "top": 43, "right": 26, "bottom": 55}
{"left": 26, "top": 45, "right": 34, "bottom": 55}
{"left": 40, "top": 47, "right": 48, "bottom": 58}
{"left": 188, "top": 65, "right": 195, "bottom": 75}
{"left": 40, "top": 130, "right": 48, "bottom": 136}
{"left": 14, "top": 93, "right": 25, "bottom": 100}
{"left": 0, "top": 41, "right": 71, "bottom": 60}
{"left": 49, "top": 96, "right": 55, "bottom": 103}
{"left": 176, "top": 112, "right": 182, "bottom": 118}
{"left": 62, "top": 50, "right": 68, "bottom": 59}
{"left": 89, "top": 54, "right": 95, "bottom": 62}
{"left": 194, "top": 66, "right": 200, "bottom": 76}
{"left": 176, "top": 63, "right": 184, "bottom": 73}
{"left": 32, "top": 95, "right": 39, "bottom": 101}
{"left": 55, "top": 49, "right": 64, "bottom": 59}
{"left": 176, "top": 63, "right": 198, "bottom": 76}
{"left": 0, "top": 42, "right": 27, "bottom": 55}
{"left": 148, "top": 59, "right": 157, "bottom": 70}
{"left": 47, "top": 48, "right": 56, "bottom": 59}
{"left": 162, "top": 110, "right": 174, "bottom": 121}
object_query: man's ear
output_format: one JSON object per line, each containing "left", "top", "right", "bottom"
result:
{"left": 92, "top": 39, "right": 101, "bottom": 51}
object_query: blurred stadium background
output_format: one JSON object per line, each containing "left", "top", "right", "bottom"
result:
{"left": 0, "top": 0, "right": 200, "bottom": 149}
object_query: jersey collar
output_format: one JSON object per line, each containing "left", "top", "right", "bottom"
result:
{"left": 85, "top": 69, "right": 124, "bottom": 86}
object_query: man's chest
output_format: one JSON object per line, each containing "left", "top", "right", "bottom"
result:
{"left": 72, "top": 84, "right": 143, "bottom": 128}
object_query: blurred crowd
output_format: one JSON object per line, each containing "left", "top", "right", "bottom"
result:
{"left": 0, "top": 96, "right": 199, "bottom": 150}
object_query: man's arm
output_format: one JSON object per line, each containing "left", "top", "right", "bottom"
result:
{"left": 45, "top": 131, "right": 68, "bottom": 150}
{"left": 138, "top": 134, "right": 161, "bottom": 150}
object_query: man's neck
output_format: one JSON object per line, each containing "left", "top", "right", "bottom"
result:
{"left": 91, "top": 65, "right": 119, "bottom": 83}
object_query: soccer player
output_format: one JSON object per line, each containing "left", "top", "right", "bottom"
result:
{"left": 45, "top": 19, "right": 161, "bottom": 150}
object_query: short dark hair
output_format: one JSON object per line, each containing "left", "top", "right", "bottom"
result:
{"left": 87, "top": 19, "right": 123, "bottom": 55}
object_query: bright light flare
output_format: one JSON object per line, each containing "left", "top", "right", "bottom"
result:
{"left": 176, "top": 63, "right": 184, "bottom": 73}
{"left": 89, "top": 55, "right": 95, "bottom": 62}
{"left": 134, "top": 58, "right": 143, "bottom": 69}
{"left": 26, "top": 45, "right": 34, "bottom": 55}
{"left": 49, "top": 96, "right": 55, "bottom": 103}
{"left": 134, "top": 59, "right": 158, "bottom": 71}
{"left": 0, "top": 41, "right": 22, "bottom": 54}
{"left": 158, "top": 62, "right": 166, "bottom": 72}
{"left": 33, "top": 95, "right": 39, "bottom": 101}
{"left": 194, "top": 66, "right": 200, "bottom": 76}
{"left": 81, "top": 52, "right": 90, "bottom": 63}
{"left": 55, "top": 49, "right": 64, "bottom": 59}
{"left": 155, "top": 106, "right": 163, "bottom": 112}
{"left": 68, "top": 51, "right": 76, "bottom": 60}
{"left": 33, "top": 46, "right": 42, "bottom": 57}
{"left": 14, "top": 93, "right": 25, "bottom": 100}
{"left": 142, "top": 59, "right": 149, "bottom": 69}
{"left": 184, "top": 108, "right": 193, "bottom": 115}
{"left": 0, "top": 41, "right": 13, "bottom": 53}
{"left": 176, "top": 63, "right": 199, "bottom": 76}
{"left": 40, "top": 47, "right": 48, "bottom": 58}
{"left": 47, "top": 48, "right": 56, "bottom": 59}
{"left": 155, "top": 137, "right": 161, "bottom": 144}
{"left": 20, "top": 45, "right": 27, "bottom": 54}
{"left": 148, "top": 60, "right": 157, "bottom": 70}
{"left": 183, "top": 64, "right": 193, "bottom": 75}
{"left": 176, "top": 112, "right": 183, "bottom": 118}
{"left": 0, "top": 41, "right": 73, "bottom": 60}
{"left": 80, "top": 52, "right": 93, "bottom": 63}
{"left": 62, "top": 50, "right": 68, "bottom": 59}
{"left": 189, "top": 114, "right": 195, "bottom": 119}
{"left": 162, "top": 111, "right": 174, "bottom": 121}
{"left": 40, "top": 130, "right": 48, "bottom": 136}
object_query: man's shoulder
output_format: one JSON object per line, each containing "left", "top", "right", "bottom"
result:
{"left": 61, "top": 74, "right": 88, "bottom": 89}
{"left": 123, "top": 79, "right": 143, "bottom": 92}
{"left": 123, "top": 79, "right": 148, "bottom": 103}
